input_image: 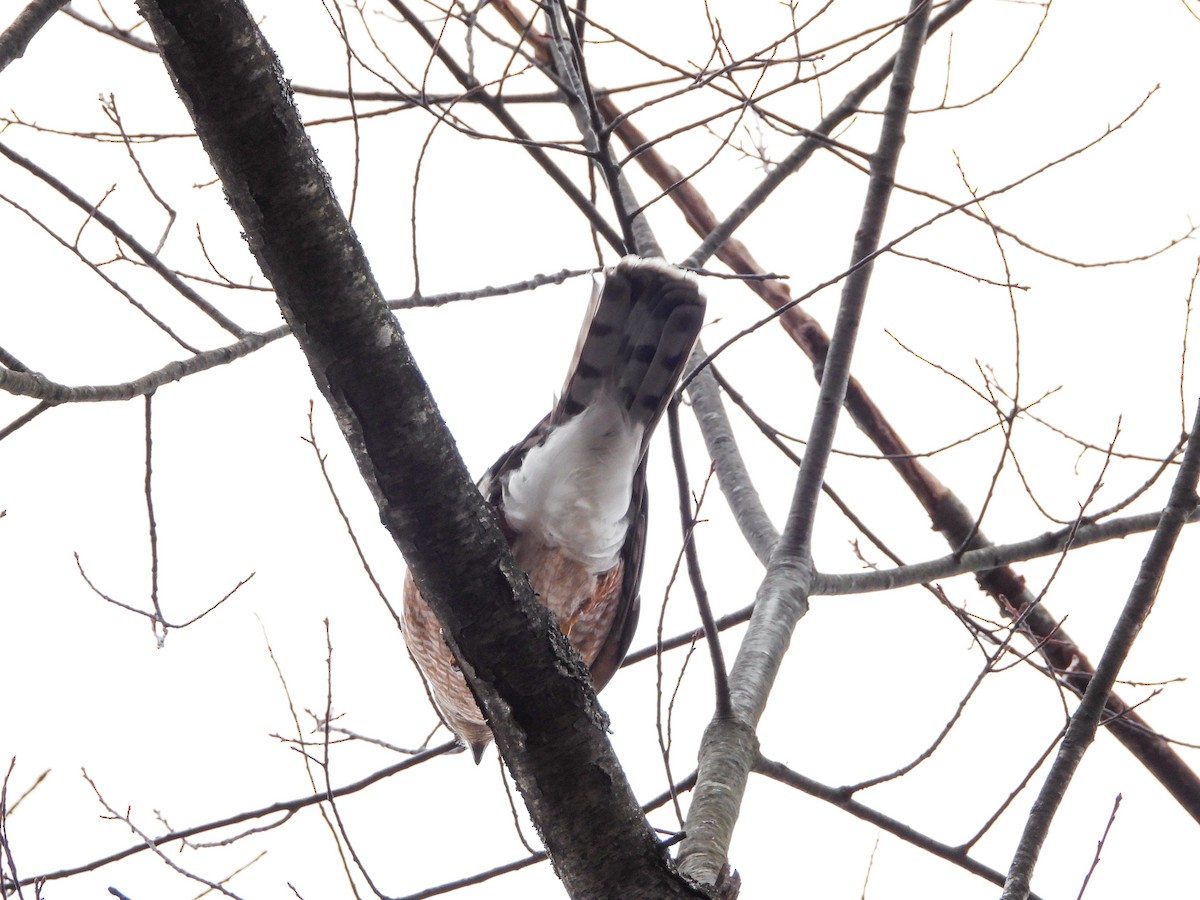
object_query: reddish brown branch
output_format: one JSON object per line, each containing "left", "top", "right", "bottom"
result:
{"left": 488, "top": 0, "right": 1200, "bottom": 826}
{"left": 588, "top": 28, "right": 1200, "bottom": 832}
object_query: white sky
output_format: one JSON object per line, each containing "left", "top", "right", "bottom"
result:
{"left": 2, "top": 1, "right": 1199, "bottom": 898}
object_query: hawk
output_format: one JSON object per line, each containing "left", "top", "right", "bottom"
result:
{"left": 401, "top": 256, "right": 706, "bottom": 761}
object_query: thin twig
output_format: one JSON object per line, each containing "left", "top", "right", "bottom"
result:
{"left": 83, "top": 771, "right": 247, "bottom": 899}
{"left": 143, "top": 393, "right": 165, "bottom": 644}
{"left": 754, "top": 754, "right": 1045, "bottom": 899}
{"left": 386, "top": 0, "right": 625, "bottom": 253}
{"left": 1074, "top": 795, "right": 1122, "bottom": 900}
{"left": 668, "top": 401, "right": 731, "bottom": 719}
{"left": 0, "top": 140, "right": 247, "bottom": 338}
{"left": 19, "top": 744, "right": 457, "bottom": 888}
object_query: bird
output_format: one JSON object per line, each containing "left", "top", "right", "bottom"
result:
{"left": 401, "top": 256, "right": 706, "bottom": 761}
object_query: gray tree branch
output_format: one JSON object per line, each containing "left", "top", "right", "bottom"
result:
{"left": 1002, "top": 402, "right": 1200, "bottom": 899}
{"left": 0, "top": 0, "right": 68, "bottom": 75}
{"left": 676, "top": 1, "right": 934, "bottom": 883}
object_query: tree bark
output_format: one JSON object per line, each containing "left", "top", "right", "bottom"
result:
{"left": 134, "top": 1, "right": 707, "bottom": 896}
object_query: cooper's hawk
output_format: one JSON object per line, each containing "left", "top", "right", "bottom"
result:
{"left": 401, "top": 256, "right": 706, "bottom": 761}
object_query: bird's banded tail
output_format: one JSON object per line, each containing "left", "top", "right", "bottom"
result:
{"left": 557, "top": 257, "right": 705, "bottom": 437}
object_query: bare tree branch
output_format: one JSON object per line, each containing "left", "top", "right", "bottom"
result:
{"left": 754, "top": 755, "right": 1047, "bottom": 899}
{"left": 682, "top": 0, "right": 970, "bottom": 270}
{"left": 0, "top": 271, "right": 592, "bottom": 405}
{"left": 684, "top": 350, "right": 779, "bottom": 565}
{"left": 677, "top": 2, "right": 934, "bottom": 883}
{"left": 0, "top": 0, "right": 68, "bottom": 74}
{"left": 819, "top": 505, "right": 1200, "bottom": 595}
{"left": 20, "top": 745, "right": 455, "bottom": 887}
{"left": 1002, "top": 402, "right": 1200, "bottom": 899}
{"left": 0, "top": 140, "right": 249, "bottom": 339}
{"left": 385, "top": 0, "right": 626, "bottom": 254}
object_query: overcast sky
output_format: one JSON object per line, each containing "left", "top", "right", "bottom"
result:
{"left": 2, "top": 2, "right": 1200, "bottom": 898}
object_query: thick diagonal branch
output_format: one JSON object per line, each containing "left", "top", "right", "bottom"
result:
{"left": 133, "top": 2, "right": 703, "bottom": 897}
